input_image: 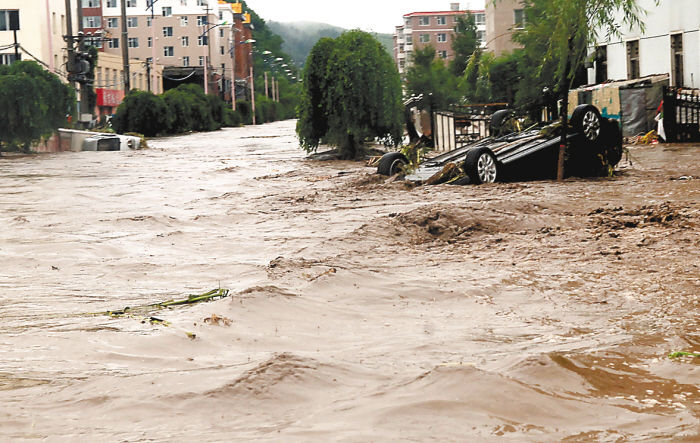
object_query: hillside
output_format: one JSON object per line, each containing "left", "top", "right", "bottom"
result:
{"left": 267, "top": 21, "right": 393, "bottom": 67}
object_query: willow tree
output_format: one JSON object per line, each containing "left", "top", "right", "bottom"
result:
{"left": 503, "top": 0, "right": 654, "bottom": 179}
{"left": 296, "top": 30, "right": 403, "bottom": 159}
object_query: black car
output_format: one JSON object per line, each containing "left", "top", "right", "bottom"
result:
{"left": 377, "top": 104, "right": 623, "bottom": 184}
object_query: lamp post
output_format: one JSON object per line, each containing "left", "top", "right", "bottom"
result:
{"left": 230, "top": 26, "right": 240, "bottom": 110}
{"left": 242, "top": 38, "right": 256, "bottom": 124}
{"left": 146, "top": 0, "right": 160, "bottom": 93}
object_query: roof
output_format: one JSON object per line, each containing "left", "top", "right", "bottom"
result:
{"left": 403, "top": 10, "right": 484, "bottom": 17}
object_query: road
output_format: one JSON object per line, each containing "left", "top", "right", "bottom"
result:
{"left": 0, "top": 120, "right": 698, "bottom": 441}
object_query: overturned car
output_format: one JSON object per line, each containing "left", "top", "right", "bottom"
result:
{"left": 377, "top": 104, "right": 623, "bottom": 184}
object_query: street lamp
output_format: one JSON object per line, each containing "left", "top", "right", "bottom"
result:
{"left": 200, "top": 20, "right": 231, "bottom": 95}
{"left": 241, "top": 38, "right": 256, "bottom": 124}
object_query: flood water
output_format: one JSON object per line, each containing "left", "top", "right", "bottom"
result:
{"left": 0, "top": 120, "right": 698, "bottom": 441}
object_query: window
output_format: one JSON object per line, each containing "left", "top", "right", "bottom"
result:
{"left": 0, "top": 10, "right": 17, "bottom": 32}
{"left": 181, "top": 36, "right": 189, "bottom": 46}
{"left": 419, "top": 34, "right": 430, "bottom": 43}
{"left": 438, "top": 50, "right": 448, "bottom": 59}
{"left": 126, "top": 0, "right": 137, "bottom": 7}
{"left": 183, "top": 56, "right": 189, "bottom": 66}
{"left": 83, "top": 16, "right": 101, "bottom": 28}
{"left": 219, "top": 11, "right": 223, "bottom": 20}
{"left": 180, "top": 16, "right": 188, "bottom": 26}
{"left": 106, "top": 0, "right": 116, "bottom": 7}
{"left": 436, "top": 16, "right": 446, "bottom": 26}
{"left": 419, "top": 16, "right": 430, "bottom": 26}
{"left": 0, "top": 53, "right": 20, "bottom": 65}
{"left": 477, "top": 30, "right": 485, "bottom": 44}
{"left": 437, "top": 33, "right": 447, "bottom": 43}
{"left": 147, "top": 36, "right": 152, "bottom": 47}
{"left": 197, "top": 15, "right": 207, "bottom": 26}
{"left": 671, "top": 34, "right": 684, "bottom": 87}
{"left": 514, "top": 9, "right": 525, "bottom": 29}
{"left": 162, "top": 7, "right": 172, "bottom": 16}
{"left": 626, "top": 40, "right": 639, "bottom": 79}
{"left": 82, "top": 0, "right": 101, "bottom": 7}
{"left": 164, "top": 46, "right": 174, "bottom": 57}
{"left": 406, "top": 35, "right": 412, "bottom": 45}
{"left": 220, "top": 46, "right": 224, "bottom": 55}
{"left": 162, "top": 26, "right": 173, "bottom": 37}
{"left": 180, "top": 0, "right": 187, "bottom": 5}
{"left": 595, "top": 45, "right": 607, "bottom": 84}
{"left": 474, "top": 13, "right": 485, "bottom": 25}
{"left": 85, "top": 37, "right": 102, "bottom": 48}
{"left": 107, "top": 17, "right": 118, "bottom": 28}
{"left": 127, "top": 17, "right": 138, "bottom": 27}
{"left": 128, "top": 37, "right": 139, "bottom": 48}
{"left": 108, "top": 38, "right": 119, "bottom": 49}
{"left": 197, "top": 0, "right": 207, "bottom": 5}
{"left": 198, "top": 55, "right": 204, "bottom": 66}
{"left": 198, "top": 35, "right": 206, "bottom": 46}
{"left": 219, "top": 28, "right": 224, "bottom": 38}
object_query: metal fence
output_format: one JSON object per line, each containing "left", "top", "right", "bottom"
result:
{"left": 433, "top": 111, "right": 491, "bottom": 152}
{"left": 663, "top": 86, "right": 700, "bottom": 142}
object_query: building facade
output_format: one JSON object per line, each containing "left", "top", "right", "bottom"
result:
{"left": 394, "top": 3, "right": 486, "bottom": 75}
{"left": 484, "top": 0, "right": 524, "bottom": 57}
{"left": 589, "top": 0, "right": 699, "bottom": 87}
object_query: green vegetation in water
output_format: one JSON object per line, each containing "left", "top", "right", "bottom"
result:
{"left": 97, "top": 288, "right": 230, "bottom": 319}
{"left": 668, "top": 351, "right": 700, "bottom": 359}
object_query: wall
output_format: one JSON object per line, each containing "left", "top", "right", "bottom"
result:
{"left": 485, "top": 0, "right": 523, "bottom": 57}
{"left": 589, "top": 0, "right": 700, "bottom": 87}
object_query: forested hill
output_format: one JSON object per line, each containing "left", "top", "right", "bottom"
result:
{"left": 267, "top": 21, "right": 393, "bottom": 67}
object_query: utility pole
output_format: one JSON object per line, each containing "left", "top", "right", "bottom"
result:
{"left": 121, "top": 0, "right": 131, "bottom": 93}
{"left": 202, "top": 4, "right": 211, "bottom": 95}
{"left": 64, "top": 0, "right": 75, "bottom": 93}
{"left": 45, "top": 0, "right": 54, "bottom": 71}
{"left": 146, "top": 60, "right": 151, "bottom": 92}
{"left": 231, "top": 27, "right": 237, "bottom": 110}
{"left": 76, "top": 0, "right": 90, "bottom": 118}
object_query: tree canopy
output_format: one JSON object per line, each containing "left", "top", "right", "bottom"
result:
{"left": 450, "top": 14, "right": 479, "bottom": 76}
{"left": 0, "top": 61, "right": 75, "bottom": 152}
{"left": 296, "top": 30, "right": 403, "bottom": 158}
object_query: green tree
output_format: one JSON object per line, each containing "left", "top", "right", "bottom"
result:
{"left": 297, "top": 30, "right": 402, "bottom": 158}
{"left": 296, "top": 37, "right": 335, "bottom": 152}
{"left": 0, "top": 61, "right": 75, "bottom": 153}
{"left": 405, "top": 46, "right": 461, "bottom": 111}
{"left": 450, "top": 14, "right": 479, "bottom": 76}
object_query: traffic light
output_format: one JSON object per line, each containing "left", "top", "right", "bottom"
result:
{"left": 68, "top": 51, "right": 91, "bottom": 83}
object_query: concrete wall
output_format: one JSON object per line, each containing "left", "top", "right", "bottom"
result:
{"left": 485, "top": 0, "right": 523, "bottom": 56}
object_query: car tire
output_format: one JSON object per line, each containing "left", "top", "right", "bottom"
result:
{"left": 377, "top": 152, "right": 409, "bottom": 176}
{"left": 571, "top": 104, "right": 602, "bottom": 143}
{"left": 490, "top": 109, "right": 513, "bottom": 137}
{"left": 464, "top": 147, "right": 499, "bottom": 184}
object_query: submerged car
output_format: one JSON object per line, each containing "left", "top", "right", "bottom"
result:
{"left": 377, "top": 104, "right": 623, "bottom": 184}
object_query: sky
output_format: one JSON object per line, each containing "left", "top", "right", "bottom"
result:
{"left": 245, "top": 0, "right": 486, "bottom": 34}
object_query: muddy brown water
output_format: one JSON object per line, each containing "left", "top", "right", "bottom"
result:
{"left": 0, "top": 120, "right": 698, "bottom": 441}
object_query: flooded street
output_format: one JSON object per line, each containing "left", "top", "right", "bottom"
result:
{"left": 0, "top": 120, "right": 698, "bottom": 441}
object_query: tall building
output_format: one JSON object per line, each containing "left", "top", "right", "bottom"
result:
{"left": 588, "top": 0, "right": 699, "bottom": 87}
{"left": 484, "top": 0, "right": 524, "bottom": 57}
{"left": 394, "top": 3, "right": 485, "bottom": 75}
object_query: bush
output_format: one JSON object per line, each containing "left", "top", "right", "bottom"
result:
{"left": 112, "top": 90, "right": 171, "bottom": 136}
{"left": 224, "top": 108, "right": 242, "bottom": 127}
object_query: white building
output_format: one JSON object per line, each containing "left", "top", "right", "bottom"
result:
{"left": 589, "top": 0, "right": 699, "bottom": 88}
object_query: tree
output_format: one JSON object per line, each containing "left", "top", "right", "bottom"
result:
{"left": 405, "top": 45, "right": 461, "bottom": 111}
{"left": 503, "top": 0, "right": 653, "bottom": 179}
{"left": 0, "top": 61, "right": 75, "bottom": 153}
{"left": 297, "top": 30, "right": 403, "bottom": 159}
{"left": 451, "top": 14, "right": 479, "bottom": 76}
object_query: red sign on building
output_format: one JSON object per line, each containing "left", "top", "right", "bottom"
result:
{"left": 96, "top": 88, "right": 125, "bottom": 107}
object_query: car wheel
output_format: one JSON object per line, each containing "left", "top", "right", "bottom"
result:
{"left": 377, "top": 152, "right": 409, "bottom": 176}
{"left": 464, "top": 147, "right": 498, "bottom": 184}
{"left": 489, "top": 109, "right": 514, "bottom": 137}
{"left": 571, "top": 104, "right": 602, "bottom": 143}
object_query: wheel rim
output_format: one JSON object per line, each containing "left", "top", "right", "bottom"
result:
{"left": 477, "top": 153, "right": 497, "bottom": 183}
{"left": 390, "top": 159, "right": 406, "bottom": 175}
{"left": 582, "top": 110, "right": 601, "bottom": 141}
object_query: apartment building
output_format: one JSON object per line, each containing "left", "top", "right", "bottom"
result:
{"left": 100, "top": 0, "right": 251, "bottom": 99}
{"left": 484, "top": 0, "right": 524, "bottom": 57}
{"left": 0, "top": 1, "right": 69, "bottom": 71}
{"left": 394, "top": 3, "right": 485, "bottom": 75}
{"left": 589, "top": 0, "right": 699, "bottom": 87}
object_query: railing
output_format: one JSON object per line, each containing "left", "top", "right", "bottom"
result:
{"left": 663, "top": 86, "right": 700, "bottom": 142}
{"left": 433, "top": 111, "right": 492, "bottom": 152}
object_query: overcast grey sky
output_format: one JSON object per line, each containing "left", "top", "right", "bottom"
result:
{"left": 245, "top": 0, "right": 486, "bottom": 34}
